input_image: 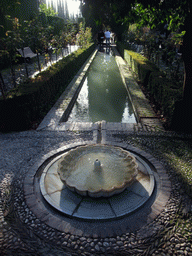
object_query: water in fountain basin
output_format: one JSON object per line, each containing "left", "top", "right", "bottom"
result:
{"left": 68, "top": 49, "right": 136, "bottom": 123}
{"left": 57, "top": 145, "right": 138, "bottom": 197}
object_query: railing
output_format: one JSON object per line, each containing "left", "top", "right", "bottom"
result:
{"left": 0, "top": 45, "right": 79, "bottom": 97}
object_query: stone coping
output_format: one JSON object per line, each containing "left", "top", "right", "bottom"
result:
{"left": 24, "top": 141, "right": 171, "bottom": 238}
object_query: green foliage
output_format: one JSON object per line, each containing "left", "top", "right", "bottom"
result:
{"left": 0, "top": 12, "right": 79, "bottom": 69}
{"left": 65, "top": 23, "right": 78, "bottom": 45}
{"left": 0, "top": 0, "right": 38, "bottom": 33}
{"left": 0, "top": 44, "right": 95, "bottom": 132}
{"left": 81, "top": 0, "right": 131, "bottom": 39}
{"left": 117, "top": 42, "right": 158, "bottom": 84}
{"left": 124, "top": 23, "right": 185, "bottom": 78}
{"left": 39, "top": 3, "right": 57, "bottom": 17}
{"left": 22, "top": 18, "right": 44, "bottom": 52}
{"left": 47, "top": 16, "right": 65, "bottom": 35}
{"left": 123, "top": 24, "right": 144, "bottom": 44}
{"left": 76, "top": 22, "right": 93, "bottom": 48}
{"left": 148, "top": 71, "right": 182, "bottom": 119}
{"left": 116, "top": 41, "right": 183, "bottom": 124}
{"left": 131, "top": 1, "right": 187, "bottom": 32}
{"left": 0, "top": 16, "right": 22, "bottom": 57}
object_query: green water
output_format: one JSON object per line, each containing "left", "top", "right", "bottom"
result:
{"left": 68, "top": 49, "right": 136, "bottom": 123}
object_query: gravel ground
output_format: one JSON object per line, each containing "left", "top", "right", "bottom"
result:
{"left": 0, "top": 44, "right": 191, "bottom": 256}
{"left": 0, "top": 129, "right": 192, "bottom": 256}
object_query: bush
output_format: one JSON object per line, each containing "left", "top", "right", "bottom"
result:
{"left": 76, "top": 22, "right": 93, "bottom": 48}
{"left": 117, "top": 41, "right": 158, "bottom": 86}
{"left": 0, "top": 43, "right": 95, "bottom": 132}
{"left": 148, "top": 72, "right": 182, "bottom": 119}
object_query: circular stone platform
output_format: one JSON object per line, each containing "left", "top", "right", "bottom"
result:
{"left": 40, "top": 150, "right": 154, "bottom": 220}
{"left": 24, "top": 142, "right": 171, "bottom": 237}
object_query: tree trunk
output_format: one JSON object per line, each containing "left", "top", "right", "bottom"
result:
{"left": 0, "top": 73, "right": 6, "bottom": 100}
{"left": 22, "top": 48, "right": 29, "bottom": 78}
{"left": 37, "top": 51, "right": 41, "bottom": 72}
{"left": 171, "top": 3, "right": 192, "bottom": 132}
{"left": 182, "top": 2, "right": 192, "bottom": 104}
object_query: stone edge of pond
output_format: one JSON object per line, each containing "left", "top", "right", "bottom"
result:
{"left": 113, "top": 46, "right": 163, "bottom": 130}
{"left": 37, "top": 46, "right": 163, "bottom": 132}
{"left": 37, "top": 48, "right": 98, "bottom": 131}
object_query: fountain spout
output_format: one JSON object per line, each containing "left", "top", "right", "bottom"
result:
{"left": 94, "top": 159, "right": 101, "bottom": 167}
{"left": 57, "top": 145, "right": 138, "bottom": 198}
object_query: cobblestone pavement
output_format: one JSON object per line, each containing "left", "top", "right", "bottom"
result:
{"left": 0, "top": 129, "right": 192, "bottom": 256}
{"left": 0, "top": 46, "right": 192, "bottom": 255}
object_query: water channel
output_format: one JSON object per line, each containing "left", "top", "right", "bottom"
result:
{"left": 67, "top": 48, "right": 136, "bottom": 123}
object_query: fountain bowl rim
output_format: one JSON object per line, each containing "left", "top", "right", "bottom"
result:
{"left": 57, "top": 144, "right": 138, "bottom": 198}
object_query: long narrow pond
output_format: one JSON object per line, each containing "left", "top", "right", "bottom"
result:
{"left": 67, "top": 48, "right": 136, "bottom": 123}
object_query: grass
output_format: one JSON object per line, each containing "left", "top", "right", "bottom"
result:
{"left": 119, "top": 133, "right": 192, "bottom": 197}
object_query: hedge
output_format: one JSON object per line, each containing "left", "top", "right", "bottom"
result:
{"left": 116, "top": 41, "right": 183, "bottom": 125}
{"left": 0, "top": 44, "right": 96, "bottom": 132}
{"left": 147, "top": 71, "right": 182, "bottom": 119}
{"left": 116, "top": 41, "right": 158, "bottom": 86}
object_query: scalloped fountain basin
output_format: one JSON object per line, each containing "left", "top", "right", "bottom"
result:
{"left": 57, "top": 145, "right": 138, "bottom": 197}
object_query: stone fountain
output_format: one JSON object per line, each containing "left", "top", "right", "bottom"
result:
{"left": 57, "top": 145, "right": 138, "bottom": 197}
{"left": 39, "top": 143, "right": 155, "bottom": 220}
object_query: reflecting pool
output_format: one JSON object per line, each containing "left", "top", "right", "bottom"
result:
{"left": 68, "top": 48, "right": 136, "bottom": 123}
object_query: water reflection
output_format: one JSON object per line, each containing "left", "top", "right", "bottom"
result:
{"left": 68, "top": 48, "right": 136, "bottom": 123}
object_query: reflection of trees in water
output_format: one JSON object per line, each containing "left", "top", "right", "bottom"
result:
{"left": 124, "top": 97, "right": 135, "bottom": 117}
{"left": 88, "top": 52, "right": 134, "bottom": 122}
{"left": 68, "top": 50, "right": 136, "bottom": 123}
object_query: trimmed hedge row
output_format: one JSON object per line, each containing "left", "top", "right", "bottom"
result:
{"left": 116, "top": 41, "right": 158, "bottom": 86}
{"left": 116, "top": 41, "right": 182, "bottom": 124}
{"left": 0, "top": 44, "right": 96, "bottom": 132}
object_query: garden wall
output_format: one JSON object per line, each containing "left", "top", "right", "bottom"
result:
{"left": 116, "top": 42, "right": 182, "bottom": 126}
{"left": 0, "top": 44, "right": 95, "bottom": 132}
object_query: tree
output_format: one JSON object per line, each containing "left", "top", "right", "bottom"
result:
{"left": 76, "top": 22, "right": 92, "bottom": 48}
{"left": 136, "top": 0, "right": 192, "bottom": 132}
{"left": 1, "top": 16, "right": 23, "bottom": 87}
{"left": 39, "top": 3, "right": 57, "bottom": 17}
{"left": 81, "top": 0, "right": 192, "bottom": 132}
{"left": 80, "top": 0, "right": 132, "bottom": 39}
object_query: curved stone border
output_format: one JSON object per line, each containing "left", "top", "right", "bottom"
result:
{"left": 39, "top": 149, "right": 155, "bottom": 220}
{"left": 24, "top": 141, "right": 171, "bottom": 238}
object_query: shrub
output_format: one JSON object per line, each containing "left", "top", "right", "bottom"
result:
{"left": 117, "top": 42, "right": 158, "bottom": 86}
{"left": 76, "top": 22, "right": 93, "bottom": 48}
{"left": 148, "top": 72, "right": 182, "bottom": 119}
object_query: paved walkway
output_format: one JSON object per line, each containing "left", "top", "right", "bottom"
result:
{"left": 0, "top": 47, "right": 192, "bottom": 256}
